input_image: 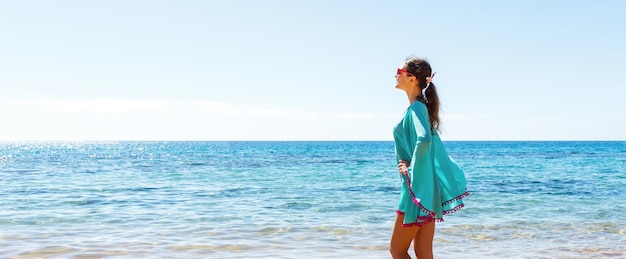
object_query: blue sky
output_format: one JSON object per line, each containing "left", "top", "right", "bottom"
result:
{"left": 1, "top": 1, "right": 624, "bottom": 141}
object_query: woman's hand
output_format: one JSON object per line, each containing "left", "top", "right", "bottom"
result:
{"left": 398, "top": 160, "right": 409, "bottom": 175}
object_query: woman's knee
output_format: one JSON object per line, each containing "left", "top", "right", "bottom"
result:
{"left": 414, "top": 249, "right": 433, "bottom": 259}
{"left": 389, "top": 246, "right": 409, "bottom": 259}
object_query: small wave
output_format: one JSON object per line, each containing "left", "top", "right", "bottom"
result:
{"left": 334, "top": 186, "right": 397, "bottom": 194}
{"left": 126, "top": 187, "right": 160, "bottom": 192}
{"left": 14, "top": 246, "right": 80, "bottom": 258}
{"left": 483, "top": 178, "right": 594, "bottom": 195}
{"left": 467, "top": 234, "right": 496, "bottom": 241}
{"left": 188, "top": 162, "right": 208, "bottom": 166}
{"left": 169, "top": 244, "right": 255, "bottom": 252}
{"left": 279, "top": 202, "right": 313, "bottom": 210}
{"left": 309, "top": 226, "right": 355, "bottom": 235}
{"left": 356, "top": 245, "right": 388, "bottom": 251}
{"left": 584, "top": 222, "right": 624, "bottom": 233}
{"left": 217, "top": 186, "right": 272, "bottom": 197}
{"left": 375, "top": 186, "right": 398, "bottom": 193}
{"left": 1, "top": 169, "right": 38, "bottom": 174}
{"left": 257, "top": 227, "right": 292, "bottom": 235}
{"left": 514, "top": 231, "right": 536, "bottom": 239}
{"left": 308, "top": 158, "right": 371, "bottom": 164}
{"left": 64, "top": 200, "right": 102, "bottom": 205}
{"left": 331, "top": 229, "right": 352, "bottom": 234}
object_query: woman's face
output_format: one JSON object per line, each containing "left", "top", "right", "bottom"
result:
{"left": 395, "top": 64, "right": 416, "bottom": 91}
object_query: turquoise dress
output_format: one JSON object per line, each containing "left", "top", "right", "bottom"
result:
{"left": 393, "top": 100, "right": 469, "bottom": 227}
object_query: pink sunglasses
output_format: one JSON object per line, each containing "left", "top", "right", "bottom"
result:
{"left": 396, "top": 68, "right": 415, "bottom": 77}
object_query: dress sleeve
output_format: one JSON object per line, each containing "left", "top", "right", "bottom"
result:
{"left": 405, "top": 105, "right": 431, "bottom": 172}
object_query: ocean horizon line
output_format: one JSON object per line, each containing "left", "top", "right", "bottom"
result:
{"left": 1, "top": 139, "right": 624, "bottom": 143}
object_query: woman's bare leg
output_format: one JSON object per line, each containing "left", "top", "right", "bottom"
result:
{"left": 413, "top": 221, "right": 435, "bottom": 259}
{"left": 390, "top": 213, "right": 420, "bottom": 259}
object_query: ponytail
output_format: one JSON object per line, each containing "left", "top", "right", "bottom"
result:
{"left": 424, "top": 83, "right": 440, "bottom": 133}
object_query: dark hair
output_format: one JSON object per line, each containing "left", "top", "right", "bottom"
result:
{"left": 405, "top": 56, "right": 440, "bottom": 133}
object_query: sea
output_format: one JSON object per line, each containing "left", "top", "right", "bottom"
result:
{"left": 1, "top": 141, "right": 624, "bottom": 258}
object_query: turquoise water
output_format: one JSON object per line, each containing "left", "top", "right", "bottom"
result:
{"left": 1, "top": 141, "right": 625, "bottom": 258}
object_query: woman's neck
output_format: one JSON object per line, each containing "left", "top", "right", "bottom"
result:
{"left": 405, "top": 88, "right": 423, "bottom": 105}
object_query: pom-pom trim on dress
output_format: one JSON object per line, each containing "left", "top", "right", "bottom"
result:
{"left": 397, "top": 174, "right": 470, "bottom": 227}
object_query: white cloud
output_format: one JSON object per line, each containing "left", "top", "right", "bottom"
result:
{"left": 0, "top": 99, "right": 397, "bottom": 141}
{"left": 16, "top": 99, "right": 175, "bottom": 113}
{"left": 11, "top": 99, "right": 398, "bottom": 120}
{"left": 441, "top": 113, "right": 488, "bottom": 120}
{"left": 331, "top": 112, "right": 397, "bottom": 120}
{"left": 3, "top": 99, "right": 621, "bottom": 141}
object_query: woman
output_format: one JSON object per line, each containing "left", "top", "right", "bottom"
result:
{"left": 390, "top": 57, "right": 469, "bottom": 259}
